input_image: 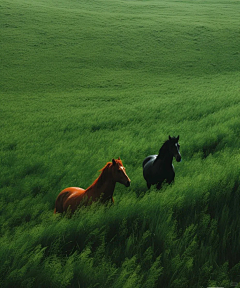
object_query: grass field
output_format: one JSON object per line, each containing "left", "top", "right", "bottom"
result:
{"left": 1, "top": 0, "right": 240, "bottom": 287}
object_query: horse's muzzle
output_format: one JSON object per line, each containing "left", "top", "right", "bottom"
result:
{"left": 125, "top": 180, "right": 131, "bottom": 187}
{"left": 176, "top": 154, "right": 182, "bottom": 162}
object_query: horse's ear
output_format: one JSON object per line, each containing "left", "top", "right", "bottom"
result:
{"left": 169, "top": 135, "right": 172, "bottom": 140}
{"left": 177, "top": 135, "right": 179, "bottom": 141}
{"left": 118, "top": 156, "right": 121, "bottom": 160}
{"left": 112, "top": 158, "right": 116, "bottom": 165}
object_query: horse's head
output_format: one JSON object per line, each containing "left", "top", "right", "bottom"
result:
{"left": 111, "top": 157, "right": 131, "bottom": 187}
{"left": 168, "top": 135, "right": 181, "bottom": 162}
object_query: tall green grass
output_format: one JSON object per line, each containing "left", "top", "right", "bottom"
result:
{"left": 1, "top": 0, "right": 240, "bottom": 287}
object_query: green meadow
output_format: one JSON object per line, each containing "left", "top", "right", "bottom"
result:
{"left": 1, "top": 0, "right": 240, "bottom": 287}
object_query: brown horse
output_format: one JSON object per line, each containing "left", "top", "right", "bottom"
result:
{"left": 54, "top": 157, "right": 131, "bottom": 214}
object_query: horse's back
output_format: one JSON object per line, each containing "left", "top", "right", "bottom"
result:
{"left": 61, "top": 187, "right": 85, "bottom": 195}
{"left": 142, "top": 155, "right": 158, "bottom": 168}
{"left": 143, "top": 155, "right": 159, "bottom": 185}
{"left": 54, "top": 187, "right": 85, "bottom": 214}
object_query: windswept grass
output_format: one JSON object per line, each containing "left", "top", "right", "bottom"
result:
{"left": 1, "top": 0, "right": 240, "bottom": 287}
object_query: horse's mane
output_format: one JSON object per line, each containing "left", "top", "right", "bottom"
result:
{"left": 157, "top": 136, "right": 179, "bottom": 160}
{"left": 88, "top": 159, "right": 123, "bottom": 188}
{"left": 157, "top": 139, "right": 170, "bottom": 158}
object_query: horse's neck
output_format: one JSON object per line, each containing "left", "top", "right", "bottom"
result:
{"left": 86, "top": 167, "right": 115, "bottom": 201}
{"left": 157, "top": 143, "right": 173, "bottom": 166}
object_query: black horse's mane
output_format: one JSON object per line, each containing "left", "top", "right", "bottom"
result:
{"left": 157, "top": 137, "right": 178, "bottom": 159}
{"left": 157, "top": 139, "right": 170, "bottom": 159}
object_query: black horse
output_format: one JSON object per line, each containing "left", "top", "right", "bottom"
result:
{"left": 143, "top": 135, "right": 181, "bottom": 189}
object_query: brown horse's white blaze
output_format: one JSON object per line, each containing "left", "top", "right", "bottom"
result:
{"left": 54, "top": 157, "right": 131, "bottom": 214}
